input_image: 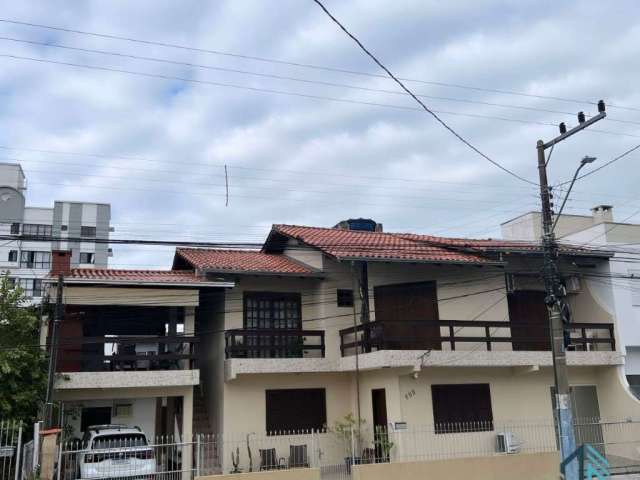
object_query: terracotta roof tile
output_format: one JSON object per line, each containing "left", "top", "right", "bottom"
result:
{"left": 270, "top": 225, "right": 495, "bottom": 264}
{"left": 54, "top": 269, "right": 217, "bottom": 285}
{"left": 175, "top": 248, "right": 318, "bottom": 275}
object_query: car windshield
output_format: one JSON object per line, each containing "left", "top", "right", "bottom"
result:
{"left": 92, "top": 433, "right": 147, "bottom": 449}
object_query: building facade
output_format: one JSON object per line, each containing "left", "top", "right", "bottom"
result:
{"left": 502, "top": 205, "right": 640, "bottom": 395}
{"left": 0, "top": 163, "right": 111, "bottom": 303}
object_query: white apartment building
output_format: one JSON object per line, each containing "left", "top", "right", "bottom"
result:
{"left": 501, "top": 205, "right": 640, "bottom": 395}
{"left": 0, "top": 163, "right": 111, "bottom": 303}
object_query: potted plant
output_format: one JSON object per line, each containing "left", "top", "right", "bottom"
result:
{"left": 330, "top": 414, "right": 366, "bottom": 472}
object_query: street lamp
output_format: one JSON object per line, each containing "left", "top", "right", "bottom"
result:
{"left": 551, "top": 156, "right": 597, "bottom": 233}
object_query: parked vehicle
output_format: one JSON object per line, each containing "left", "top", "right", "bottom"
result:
{"left": 77, "top": 425, "right": 156, "bottom": 479}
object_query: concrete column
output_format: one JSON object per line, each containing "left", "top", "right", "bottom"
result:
{"left": 181, "top": 387, "right": 194, "bottom": 480}
{"left": 184, "top": 307, "right": 196, "bottom": 369}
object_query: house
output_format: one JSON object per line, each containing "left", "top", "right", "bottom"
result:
{"left": 0, "top": 163, "right": 112, "bottom": 304}
{"left": 169, "top": 219, "right": 639, "bottom": 471}
{"left": 501, "top": 205, "right": 640, "bottom": 396}
{"left": 47, "top": 251, "right": 234, "bottom": 454}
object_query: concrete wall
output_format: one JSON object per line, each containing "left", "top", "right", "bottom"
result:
{"left": 199, "top": 468, "right": 319, "bottom": 480}
{"left": 352, "top": 452, "right": 560, "bottom": 480}
{"left": 63, "top": 397, "right": 157, "bottom": 440}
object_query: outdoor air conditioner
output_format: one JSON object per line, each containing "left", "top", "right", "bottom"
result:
{"left": 496, "top": 432, "right": 522, "bottom": 454}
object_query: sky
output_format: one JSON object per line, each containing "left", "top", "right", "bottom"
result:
{"left": 1, "top": 0, "right": 639, "bottom": 269}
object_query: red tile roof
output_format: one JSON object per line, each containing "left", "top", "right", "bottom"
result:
{"left": 269, "top": 225, "right": 496, "bottom": 264}
{"left": 174, "top": 248, "right": 319, "bottom": 275}
{"left": 53, "top": 268, "right": 225, "bottom": 286}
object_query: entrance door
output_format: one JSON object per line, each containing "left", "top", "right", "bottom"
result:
{"left": 80, "top": 407, "right": 112, "bottom": 433}
{"left": 374, "top": 282, "right": 441, "bottom": 350}
{"left": 507, "top": 291, "right": 551, "bottom": 351}
{"left": 550, "top": 386, "right": 604, "bottom": 453}
{"left": 372, "top": 389, "right": 388, "bottom": 462}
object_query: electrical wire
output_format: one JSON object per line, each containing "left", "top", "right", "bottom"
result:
{"left": 1, "top": 17, "right": 638, "bottom": 112}
{"left": 311, "top": 0, "right": 537, "bottom": 186}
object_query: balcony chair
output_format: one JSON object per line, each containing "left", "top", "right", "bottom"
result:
{"left": 288, "top": 444, "right": 309, "bottom": 468}
{"left": 259, "top": 448, "right": 285, "bottom": 470}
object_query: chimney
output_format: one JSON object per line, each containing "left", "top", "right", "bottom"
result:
{"left": 51, "top": 250, "right": 72, "bottom": 276}
{"left": 591, "top": 205, "right": 614, "bottom": 224}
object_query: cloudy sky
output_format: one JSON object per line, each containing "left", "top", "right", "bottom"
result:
{"left": 1, "top": 1, "right": 639, "bottom": 268}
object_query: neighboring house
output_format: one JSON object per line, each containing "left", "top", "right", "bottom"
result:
{"left": 167, "top": 219, "right": 639, "bottom": 470}
{"left": 502, "top": 205, "right": 640, "bottom": 396}
{"left": 47, "top": 251, "right": 234, "bottom": 453}
{"left": 0, "top": 163, "right": 112, "bottom": 303}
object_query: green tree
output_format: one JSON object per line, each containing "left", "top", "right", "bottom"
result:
{"left": 0, "top": 276, "right": 47, "bottom": 425}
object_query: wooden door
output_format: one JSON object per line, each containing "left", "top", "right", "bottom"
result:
{"left": 374, "top": 281, "right": 441, "bottom": 350}
{"left": 372, "top": 389, "right": 389, "bottom": 461}
{"left": 508, "top": 291, "right": 551, "bottom": 351}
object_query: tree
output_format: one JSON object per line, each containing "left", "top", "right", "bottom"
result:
{"left": 0, "top": 276, "right": 47, "bottom": 426}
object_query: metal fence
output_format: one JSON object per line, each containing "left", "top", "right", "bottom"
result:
{"left": 0, "top": 421, "right": 22, "bottom": 480}
{"left": 54, "top": 417, "right": 640, "bottom": 479}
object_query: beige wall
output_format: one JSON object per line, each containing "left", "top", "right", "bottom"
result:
{"left": 57, "top": 286, "right": 200, "bottom": 306}
{"left": 199, "top": 468, "right": 319, "bottom": 480}
{"left": 352, "top": 452, "right": 560, "bottom": 480}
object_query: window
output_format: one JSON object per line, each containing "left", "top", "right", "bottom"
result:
{"left": 16, "top": 278, "right": 43, "bottom": 298}
{"left": 10, "top": 223, "right": 20, "bottom": 234}
{"left": 244, "top": 292, "right": 302, "bottom": 358}
{"left": 79, "top": 252, "right": 95, "bottom": 264}
{"left": 21, "top": 224, "right": 52, "bottom": 237}
{"left": 80, "top": 226, "right": 97, "bottom": 237}
{"left": 8, "top": 250, "right": 17, "bottom": 262}
{"left": 266, "top": 389, "right": 326, "bottom": 434}
{"left": 431, "top": 384, "right": 493, "bottom": 433}
{"left": 61, "top": 225, "right": 68, "bottom": 231}
{"left": 337, "top": 289, "right": 354, "bottom": 307}
{"left": 20, "top": 251, "right": 51, "bottom": 269}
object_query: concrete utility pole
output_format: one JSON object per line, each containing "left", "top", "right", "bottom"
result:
{"left": 44, "top": 273, "right": 64, "bottom": 429}
{"left": 536, "top": 101, "right": 606, "bottom": 479}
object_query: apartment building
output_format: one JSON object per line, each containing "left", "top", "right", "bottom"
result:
{"left": 502, "top": 205, "right": 640, "bottom": 395}
{"left": 0, "top": 163, "right": 111, "bottom": 303}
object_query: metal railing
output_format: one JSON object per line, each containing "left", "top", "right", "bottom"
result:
{"left": 0, "top": 420, "right": 22, "bottom": 480}
{"left": 54, "top": 417, "right": 640, "bottom": 479}
{"left": 57, "top": 335, "right": 200, "bottom": 372}
{"left": 339, "top": 320, "right": 615, "bottom": 356}
{"left": 225, "top": 329, "right": 325, "bottom": 359}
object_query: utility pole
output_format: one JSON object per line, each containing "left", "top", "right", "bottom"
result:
{"left": 44, "top": 273, "right": 64, "bottom": 429}
{"left": 536, "top": 101, "right": 606, "bottom": 479}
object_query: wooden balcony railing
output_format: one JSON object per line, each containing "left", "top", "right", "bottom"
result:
{"left": 56, "top": 335, "right": 199, "bottom": 372}
{"left": 339, "top": 320, "right": 615, "bottom": 356}
{"left": 225, "top": 329, "right": 325, "bottom": 359}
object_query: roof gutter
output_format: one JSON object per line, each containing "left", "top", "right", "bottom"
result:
{"left": 42, "top": 278, "right": 236, "bottom": 288}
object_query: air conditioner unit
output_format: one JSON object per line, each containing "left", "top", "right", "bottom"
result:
{"left": 565, "top": 276, "right": 582, "bottom": 294}
{"left": 496, "top": 432, "right": 522, "bottom": 454}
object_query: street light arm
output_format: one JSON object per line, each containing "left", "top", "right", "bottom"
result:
{"left": 551, "top": 163, "right": 586, "bottom": 234}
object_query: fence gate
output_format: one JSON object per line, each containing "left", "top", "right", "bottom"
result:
{"left": 0, "top": 421, "right": 23, "bottom": 480}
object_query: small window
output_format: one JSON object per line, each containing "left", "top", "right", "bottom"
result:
{"left": 431, "top": 384, "right": 493, "bottom": 433}
{"left": 61, "top": 225, "right": 68, "bottom": 231}
{"left": 80, "top": 226, "right": 96, "bottom": 237}
{"left": 10, "top": 223, "right": 20, "bottom": 234}
{"left": 266, "top": 389, "right": 327, "bottom": 434}
{"left": 337, "top": 289, "right": 354, "bottom": 307}
{"left": 8, "top": 250, "right": 17, "bottom": 262}
{"left": 79, "top": 252, "right": 95, "bottom": 264}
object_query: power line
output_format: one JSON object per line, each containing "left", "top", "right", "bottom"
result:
{"left": 1, "top": 53, "right": 578, "bottom": 132}
{"left": 311, "top": 0, "right": 537, "bottom": 186}
{"left": 4, "top": 35, "right": 640, "bottom": 127}
{"left": 556, "top": 143, "right": 640, "bottom": 187}
{"left": 1, "top": 17, "right": 638, "bottom": 112}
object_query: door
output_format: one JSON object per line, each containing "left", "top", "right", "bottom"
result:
{"left": 374, "top": 281, "right": 440, "bottom": 350}
{"left": 372, "top": 389, "right": 388, "bottom": 462}
{"left": 550, "top": 386, "right": 604, "bottom": 454}
{"left": 507, "top": 291, "right": 551, "bottom": 351}
{"left": 80, "top": 407, "right": 112, "bottom": 433}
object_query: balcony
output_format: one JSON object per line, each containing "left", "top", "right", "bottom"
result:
{"left": 225, "top": 329, "right": 325, "bottom": 359}
{"left": 339, "top": 320, "right": 615, "bottom": 356}
{"left": 57, "top": 335, "right": 200, "bottom": 372}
